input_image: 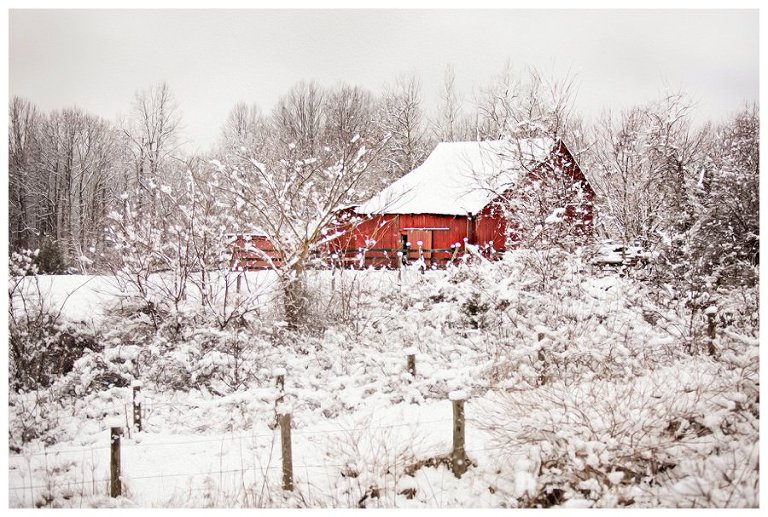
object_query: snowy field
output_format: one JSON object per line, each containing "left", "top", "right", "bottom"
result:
{"left": 7, "top": 258, "right": 760, "bottom": 508}
{"left": 8, "top": 270, "right": 281, "bottom": 325}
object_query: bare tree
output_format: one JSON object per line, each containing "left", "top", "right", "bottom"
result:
{"left": 9, "top": 97, "right": 41, "bottom": 252}
{"left": 9, "top": 84, "right": 181, "bottom": 273}
{"left": 21, "top": 106, "right": 118, "bottom": 271}
{"left": 474, "top": 61, "right": 520, "bottom": 140}
{"left": 431, "top": 65, "right": 473, "bottom": 142}
{"left": 587, "top": 93, "right": 708, "bottom": 248}
{"left": 697, "top": 105, "right": 759, "bottom": 275}
{"left": 323, "top": 84, "right": 375, "bottom": 154}
{"left": 376, "top": 75, "right": 430, "bottom": 181}
{"left": 652, "top": 104, "right": 759, "bottom": 315}
{"left": 272, "top": 80, "right": 326, "bottom": 156}
{"left": 323, "top": 83, "right": 386, "bottom": 197}
{"left": 517, "top": 68, "right": 578, "bottom": 140}
{"left": 219, "top": 101, "right": 270, "bottom": 157}
{"left": 475, "top": 65, "right": 579, "bottom": 142}
{"left": 105, "top": 156, "right": 252, "bottom": 333}
{"left": 121, "top": 82, "right": 182, "bottom": 211}
{"left": 216, "top": 129, "right": 389, "bottom": 329}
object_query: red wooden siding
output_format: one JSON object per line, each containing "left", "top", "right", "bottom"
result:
{"left": 328, "top": 214, "right": 402, "bottom": 267}
{"left": 471, "top": 140, "right": 595, "bottom": 250}
{"left": 539, "top": 140, "right": 595, "bottom": 240}
{"left": 229, "top": 234, "right": 283, "bottom": 270}
{"left": 328, "top": 214, "right": 468, "bottom": 268}
{"left": 400, "top": 214, "right": 468, "bottom": 265}
{"left": 475, "top": 203, "right": 508, "bottom": 251}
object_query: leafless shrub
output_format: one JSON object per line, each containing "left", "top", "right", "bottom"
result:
{"left": 481, "top": 357, "right": 759, "bottom": 508}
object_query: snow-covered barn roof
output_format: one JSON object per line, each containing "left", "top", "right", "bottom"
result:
{"left": 357, "top": 138, "right": 555, "bottom": 216}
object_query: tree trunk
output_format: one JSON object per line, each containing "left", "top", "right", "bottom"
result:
{"left": 283, "top": 262, "right": 307, "bottom": 330}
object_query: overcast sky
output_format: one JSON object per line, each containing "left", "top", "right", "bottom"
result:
{"left": 9, "top": 9, "right": 759, "bottom": 152}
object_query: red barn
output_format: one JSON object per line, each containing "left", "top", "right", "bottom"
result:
{"left": 328, "top": 138, "right": 594, "bottom": 268}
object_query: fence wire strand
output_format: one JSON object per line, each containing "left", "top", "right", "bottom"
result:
{"left": 10, "top": 416, "right": 456, "bottom": 460}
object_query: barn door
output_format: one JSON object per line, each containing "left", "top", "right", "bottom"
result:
{"left": 407, "top": 230, "right": 432, "bottom": 260}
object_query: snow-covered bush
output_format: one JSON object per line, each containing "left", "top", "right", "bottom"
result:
{"left": 481, "top": 354, "right": 758, "bottom": 507}
{"left": 9, "top": 250, "right": 100, "bottom": 391}
{"left": 88, "top": 308, "right": 266, "bottom": 395}
{"left": 8, "top": 244, "right": 758, "bottom": 508}
{"left": 391, "top": 251, "right": 695, "bottom": 389}
{"left": 34, "top": 238, "right": 71, "bottom": 275}
{"left": 141, "top": 326, "right": 266, "bottom": 394}
{"left": 10, "top": 317, "right": 101, "bottom": 391}
{"left": 9, "top": 389, "right": 68, "bottom": 450}
{"left": 54, "top": 269, "right": 272, "bottom": 395}
{"left": 306, "top": 268, "right": 397, "bottom": 339}
{"left": 314, "top": 417, "right": 427, "bottom": 508}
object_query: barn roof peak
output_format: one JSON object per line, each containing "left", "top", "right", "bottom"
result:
{"left": 357, "top": 137, "right": 558, "bottom": 216}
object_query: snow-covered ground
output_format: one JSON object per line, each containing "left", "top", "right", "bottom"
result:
{"left": 7, "top": 257, "right": 760, "bottom": 508}
{"left": 11, "top": 274, "right": 122, "bottom": 324}
{"left": 10, "top": 270, "right": 281, "bottom": 325}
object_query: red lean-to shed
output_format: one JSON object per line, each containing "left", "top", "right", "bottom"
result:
{"left": 227, "top": 232, "right": 283, "bottom": 270}
{"left": 328, "top": 138, "right": 594, "bottom": 268}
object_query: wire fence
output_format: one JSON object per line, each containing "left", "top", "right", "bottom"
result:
{"left": 9, "top": 368, "right": 488, "bottom": 506}
{"left": 9, "top": 415, "right": 458, "bottom": 460}
{"left": 8, "top": 406, "right": 482, "bottom": 498}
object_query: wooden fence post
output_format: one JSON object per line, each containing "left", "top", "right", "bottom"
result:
{"left": 449, "top": 390, "right": 468, "bottom": 478}
{"left": 132, "top": 381, "right": 142, "bottom": 432}
{"left": 274, "top": 368, "right": 286, "bottom": 408}
{"left": 404, "top": 348, "right": 417, "bottom": 379}
{"left": 110, "top": 426, "right": 122, "bottom": 497}
{"left": 278, "top": 410, "right": 294, "bottom": 491}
